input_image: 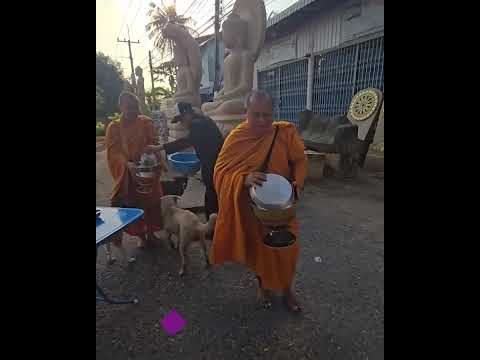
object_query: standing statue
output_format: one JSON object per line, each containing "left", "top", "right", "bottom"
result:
{"left": 162, "top": 23, "right": 201, "bottom": 108}
{"left": 135, "top": 66, "right": 146, "bottom": 105}
{"left": 201, "top": 0, "right": 266, "bottom": 136}
{"left": 123, "top": 80, "right": 135, "bottom": 93}
{"left": 161, "top": 22, "right": 202, "bottom": 141}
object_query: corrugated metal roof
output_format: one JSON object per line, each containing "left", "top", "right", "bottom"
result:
{"left": 195, "top": 34, "right": 212, "bottom": 44}
{"left": 199, "top": 38, "right": 213, "bottom": 47}
{"left": 198, "top": 32, "right": 222, "bottom": 48}
{"left": 266, "top": 0, "right": 319, "bottom": 28}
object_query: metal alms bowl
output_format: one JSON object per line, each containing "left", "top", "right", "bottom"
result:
{"left": 133, "top": 162, "right": 162, "bottom": 195}
{"left": 249, "top": 173, "right": 296, "bottom": 227}
{"left": 251, "top": 201, "right": 296, "bottom": 227}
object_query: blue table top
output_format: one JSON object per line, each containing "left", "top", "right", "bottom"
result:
{"left": 96, "top": 207, "right": 144, "bottom": 246}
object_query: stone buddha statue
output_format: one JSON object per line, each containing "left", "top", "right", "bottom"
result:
{"left": 162, "top": 22, "right": 201, "bottom": 108}
{"left": 162, "top": 22, "right": 202, "bottom": 141}
{"left": 201, "top": 0, "right": 266, "bottom": 136}
{"left": 201, "top": 14, "right": 252, "bottom": 116}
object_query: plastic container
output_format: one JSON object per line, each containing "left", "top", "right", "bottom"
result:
{"left": 167, "top": 152, "right": 201, "bottom": 174}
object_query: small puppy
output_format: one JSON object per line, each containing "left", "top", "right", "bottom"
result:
{"left": 160, "top": 195, "right": 217, "bottom": 276}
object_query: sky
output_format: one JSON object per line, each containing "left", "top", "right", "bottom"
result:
{"left": 96, "top": 0, "right": 298, "bottom": 91}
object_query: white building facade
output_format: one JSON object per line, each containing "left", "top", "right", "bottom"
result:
{"left": 255, "top": 0, "right": 384, "bottom": 126}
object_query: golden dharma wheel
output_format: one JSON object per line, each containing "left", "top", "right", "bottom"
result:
{"left": 348, "top": 89, "right": 380, "bottom": 122}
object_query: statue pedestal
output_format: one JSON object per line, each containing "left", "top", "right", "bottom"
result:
{"left": 209, "top": 113, "right": 246, "bottom": 138}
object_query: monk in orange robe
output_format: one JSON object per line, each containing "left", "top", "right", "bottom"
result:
{"left": 209, "top": 90, "right": 307, "bottom": 312}
{"left": 105, "top": 91, "right": 164, "bottom": 259}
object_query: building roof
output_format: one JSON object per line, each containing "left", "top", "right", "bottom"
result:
{"left": 195, "top": 34, "right": 212, "bottom": 45}
{"left": 196, "top": 0, "right": 340, "bottom": 46}
{"left": 196, "top": 32, "right": 222, "bottom": 48}
{"left": 266, "top": 0, "right": 318, "bottom": 27}
{"left": 265, "top": 0, "right": 341, "bottom": 40}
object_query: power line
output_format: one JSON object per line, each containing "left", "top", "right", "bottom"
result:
{"left": 131, "top": 0, "right": 143, "bottom": 25}
{"left": 116, "top": 0, "right": 134, "bottom": 42}
{"left": 223, "top": 0, "right": 234, "bottom": 10}
{"left": 197, "top": 6, "right": 233, "bottom": 36}
{"left": 114, "top": 0, "right": 134, "bottom": 60}
{"left": 194, "top": 0, "right": 232, "bottom": 35}
{"left": 128, "top": 1, "right": 144, "bottom": 40}
{"left": 189, "top": 0, "right": 213, "bottom": 26}
{"left": 195, "top": 15, "right": 215, "bottom": 34}
{"left": 190, "top": 0, "right": 211, "bottom": 18}
{"left": 183, "top": 0, "right": 201, "bottom": 17}
{"left": 117, "top": 26, "right": 141, "bottom": 88}
{"left": 138, "top": 53, "right": 150, "bottom": 67}
{"left": 152, "top": 53, "right": 172, "bottom": 67}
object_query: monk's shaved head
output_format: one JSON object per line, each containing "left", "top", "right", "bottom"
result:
{"left": 245, "top": 90, "right": 273, "bottom": 110}
{"left": 246, "top": 90, "right": 274, "bottom": 136}
{"left": 118, "top": 91, "right": 140, "bottom": 108}
{"left": 119, "top": 91, "right": 141, "bottom": 122}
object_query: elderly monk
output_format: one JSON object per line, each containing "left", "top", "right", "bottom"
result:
{"left": 209, "top": 90, "right": 307, "bottom": 312}
{"left": 105, "top": 91, "right": 164, "bottom": 261}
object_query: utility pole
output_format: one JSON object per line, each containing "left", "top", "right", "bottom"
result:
{"left": 117, "top": 26, "right": 140, "bottom": 90}
{"left": 214, "top": 0, "right": 221, "bottom": 92}
{"left": 148, "top": 50, "right": 155, "bottom": 101}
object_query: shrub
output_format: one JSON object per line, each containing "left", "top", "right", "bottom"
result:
{"left": 96, "top": 122, "right": 105, "bottom": 137}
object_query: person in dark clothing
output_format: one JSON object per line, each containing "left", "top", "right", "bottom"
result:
{"left": 146, "top": 102, "right": 224, "bottom": 218}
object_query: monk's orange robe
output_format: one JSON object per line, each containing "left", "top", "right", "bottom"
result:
{"left": 209, "top": 121, "right": 307, "bottom": 290}
{"left": 105, "top": 115, "right": 163, "bottom": 237}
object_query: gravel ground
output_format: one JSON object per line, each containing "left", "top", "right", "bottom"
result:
{"left": 96, "top": 147, "right": 384, "bottom": 360}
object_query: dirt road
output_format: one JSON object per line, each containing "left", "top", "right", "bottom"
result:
{"left": 96, "top": 150, "right": 384, "bottom": 359}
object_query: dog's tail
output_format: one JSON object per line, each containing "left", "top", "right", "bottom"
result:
{"left": 206, "top": 213, "right": 217, "bottom": 234}
{"left": 199, "top": 213, "right": 217, "bottom": 239}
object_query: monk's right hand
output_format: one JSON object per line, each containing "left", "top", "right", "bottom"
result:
{"left": 145, "top": 144, "right": 163, "bottom": 154}
{"left": 245, "top": 172, "right": 267, "bottom": 188}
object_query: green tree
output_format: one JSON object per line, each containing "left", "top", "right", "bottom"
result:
{"left": 96, "top": 52, "right": 124, "bottom": 116}
{"left": 152, "top": 59, "right": 176, "bottom": 93}
{"left": 146, "top": 85, "right": 175, "bottom": 104}
{"left": 96, "top": 85, "right": 105, "bottom": 118}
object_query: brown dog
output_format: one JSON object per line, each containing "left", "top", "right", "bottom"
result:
{"left": 104, "top": 177, "right": 189, "bottom": 266}
{"left": 160, "top": 195, "right": 217, "bottom": 276}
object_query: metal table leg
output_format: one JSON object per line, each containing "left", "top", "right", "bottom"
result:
{"left": 96, "top": 245, "right": 139, "bottom": 305}
{"left": 96, "top": 283, "right": 138, "bottom": 305}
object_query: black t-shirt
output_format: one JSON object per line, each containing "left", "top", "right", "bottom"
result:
{"left": 163, "top": 115, "right": 224, "bottom": 187}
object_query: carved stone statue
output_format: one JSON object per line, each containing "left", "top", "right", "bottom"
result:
{"left": 201, "top": 0, "right": 266, "bottom": 136}
{"left": 162, "top": 23, "right": 201, "bottom": 108}
{"left": 162, "top": 22, "right": 202, "bottom": 141}
{"left": 135, "top": 66, "right": 146, "bottom": 105}
{"left": 123, "top": 80, "right": 135, "bottom": 93}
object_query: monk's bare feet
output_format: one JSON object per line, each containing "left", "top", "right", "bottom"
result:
{"left": 256, "top": 287, "right": 273, "bottom": 309}
{"left": 283, "top": 288, "right": 302, "bottom": 313}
